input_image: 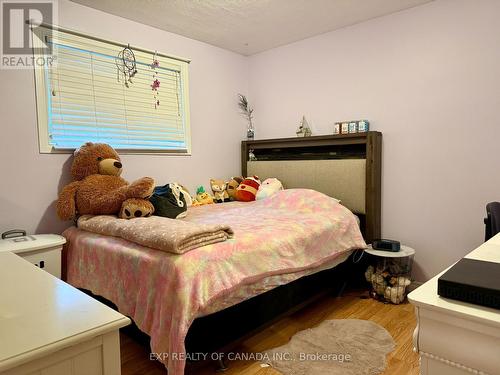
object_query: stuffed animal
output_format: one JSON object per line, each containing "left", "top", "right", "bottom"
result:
{"left": 192, "top": 186, "right": 214, "bottom": 206}
{"left": 384, "top": 276, "right": 411, "bottom": 304}
{"left": 365, "top": 265, "right": 387, "bottom": 296}
{"left": 149, "top": 183, "right": 187, "bottom": 219}
{"left": 384, "top": 285, "right": 408, "bottom": 304}
{"left": 256, "top": 178, "right": 283, "bottom": 200}
{"left": 168, "top": 183, "right": 187, "bottom": 208}
{"left": 365, "top": 265, "right": 411, "bottom": 304}
{"left": 226, "top": 177, "right": 243, "bottom": 201}
{"left": 210, "top": 178, "right": 230, "bottom": 203}
{"left": 178, "top": 184, "right": 193, "bottom": 206}
{"left": 56, "top": 142, "right": 155, "bottom": 220}
{"left": 235, "top": 176, "right": 261, "bottom": 202}
{"left": 390, "top": 276, "right": 412, "bottom": 288}
{"left": 119, "top": 199, "right": 154, "bottom": 219}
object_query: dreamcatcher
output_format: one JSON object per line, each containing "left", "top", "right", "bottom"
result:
{"left": 116, "top": 44, "right": 137, "bottom": 88}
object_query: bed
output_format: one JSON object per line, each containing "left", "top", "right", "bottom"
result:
{"left": 63, "top": 132, "right": 382, "bottom": 375}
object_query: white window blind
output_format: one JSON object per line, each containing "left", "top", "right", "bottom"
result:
{"left": 33, "top": 25, "right": 191, "bottom": 153}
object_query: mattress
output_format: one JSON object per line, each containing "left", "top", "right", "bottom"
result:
{"left": 64, "top": 189, "right": 366, "bottom": 375}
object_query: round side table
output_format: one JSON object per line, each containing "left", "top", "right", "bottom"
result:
{"left": 364, "top": 244, "right": 415, "bottom": 304}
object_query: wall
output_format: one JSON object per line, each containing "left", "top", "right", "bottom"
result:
{"left": 248, "top": 0, "right": 500, "bottom": 280}
{"left": 0, "top": 0, "right": 248, "bottom": 235}
{"left": 2, "top": 0, "right": 499, "bottom": 281}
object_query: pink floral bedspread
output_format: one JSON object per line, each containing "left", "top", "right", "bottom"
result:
{"left": 64, "top": 189, "right": 366, "bottom": 374}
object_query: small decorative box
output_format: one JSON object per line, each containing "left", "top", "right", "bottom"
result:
{"left": 333, "top": 123, "right": 341, "bottom": 135}
{"left": 341, "top": 122, "right": 349, "bottom": 134}
{"left": 349, "top": 122, "right": 357, "bottom": 133}
{"left": 357, "top": 120, "right": 369, "bottom": 132}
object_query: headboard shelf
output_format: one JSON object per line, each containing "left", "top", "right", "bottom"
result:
{"left": 241, "top": 131, "right": 382, "bottom": 242}
{"left": 245, "top": 143, "right": 367, "bottom": 161}
{"left": 243, "top": 132, "right": 371, "bottom": 148}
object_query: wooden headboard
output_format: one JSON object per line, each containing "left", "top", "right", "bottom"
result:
{"left": 241, "top": 132, "right": 382, "bottom": 242}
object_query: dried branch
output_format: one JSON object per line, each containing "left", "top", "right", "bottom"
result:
{"left": 237, "top": 93, "right": 254, "bottom": 125}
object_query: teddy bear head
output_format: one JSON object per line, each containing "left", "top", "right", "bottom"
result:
{"left": 71, "top": 142, "right": 123, "bottom": 181}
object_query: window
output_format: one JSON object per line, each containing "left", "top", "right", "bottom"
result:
{"left": 32, "top": 25, "right": 191, "bottom": 153}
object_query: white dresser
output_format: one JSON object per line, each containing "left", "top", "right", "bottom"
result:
{"left": 0, "top": 252, "right": 130, "bottom": 375}
{"left": 408, "top": 234, "right": 500, "bottom": 375}
{"left": 0, "top": 234, "right": 66, "bottom": 278}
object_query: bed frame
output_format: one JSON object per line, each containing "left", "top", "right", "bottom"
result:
{"left": 86, "top": 132, "right": 382, "bottom": 371}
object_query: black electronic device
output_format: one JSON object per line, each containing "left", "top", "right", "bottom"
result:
{"left": 438, "top": 258, "right": 500, "bottom": 310}
{"left": 371, "top": 239, "right": 401, "bottom": 252}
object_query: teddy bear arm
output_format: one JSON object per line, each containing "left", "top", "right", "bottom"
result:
{"left": 57, "top": 181, "right": 81, "bottom": 220}
{"left": 122, "top": 177, "right": 155, "bottom": 199}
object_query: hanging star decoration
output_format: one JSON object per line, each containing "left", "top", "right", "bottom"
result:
{"left": 151, "top": 52, "right": 160, "bottom": 109}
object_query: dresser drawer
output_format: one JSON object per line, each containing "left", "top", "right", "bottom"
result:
{"left": 20, "top": 247, "right": 62, "bottom": 278}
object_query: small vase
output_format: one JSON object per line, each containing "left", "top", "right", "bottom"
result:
{"left": 247, "top": 126, "right": 255, "bottom": 140}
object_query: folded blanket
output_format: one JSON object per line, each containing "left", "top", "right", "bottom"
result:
{"left": 77, "top": 215, "right": 233, "bottom": 254}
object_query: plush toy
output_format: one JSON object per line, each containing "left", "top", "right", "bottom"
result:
{"left": 390, "top": 276, "right": 411, "bottom": 288}
{"left": 365, "top": 265, "right": 411, "bottom": 304}
{"left": 210, "top": 178, "right": 230, "bottom": 203}
{"left": 119, "top": 199, "right": 154, "bottom": 219}
{"left": 256, "top": 178, "right": 283, "bottom": 200}
{"left": 235, "top": 176, "right": 261, "bottom": 202}
{"left": 168, "top": 183, "right": 188, "bottom": 209}
{"left": 57, "top": 142, "right": 155, "bottom": 220}
{"left": 192, "top": 186, "right": 214, "bottom": 206}
{"left": 178, "top": 184, "right": 193, "bottom": 206}
{"left": 149, "top": 183, "right": 187, "bottom": 219}
{"left": 387, "top": 276, "right": 411, "bottom": 304}
{"left": 226, "top": 176, "right": 243, "bottom": 201}
{"left": 384, "top": 285, "right": 408, "bottom": 305}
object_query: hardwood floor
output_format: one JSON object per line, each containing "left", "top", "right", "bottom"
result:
{"left": 120, "top": 291, "right": 419, "bottom": 375}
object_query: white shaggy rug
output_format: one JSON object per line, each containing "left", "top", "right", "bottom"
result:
{"left": 262, "top": 319, "right": 395, "bottom": 375}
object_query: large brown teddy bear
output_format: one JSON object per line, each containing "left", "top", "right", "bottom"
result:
{"left": 56, "top": 142, "right": 155, "bottom": 220}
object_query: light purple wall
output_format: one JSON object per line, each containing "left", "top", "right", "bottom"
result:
{"left": 0, "top": 0, "right": 248, "bottom": 235}
{"left": 2, "top": 0, "right": 498, "bottom": 280}
{"left": 247, "top": 0, "right": 500, "bottom": 280}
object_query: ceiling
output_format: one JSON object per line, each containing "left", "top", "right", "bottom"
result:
{"left": 70, "top": 0, "right": 433, "bottom": 55}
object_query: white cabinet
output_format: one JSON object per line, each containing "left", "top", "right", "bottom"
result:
{"left": 408, "top": 235, "right": 500, "bottom": 375}
{"left": 0, "top": 252, "right": 131, "bottom": 375}
{"left": 0, "top": 234, "right": 65, "bottom": 278}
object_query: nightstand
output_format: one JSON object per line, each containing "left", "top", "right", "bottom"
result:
{"left": 0, "top": 234, "right": 66, "bottom": 278}
{"left": 364, "top": 244, "right": 415, "bottom": 304}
